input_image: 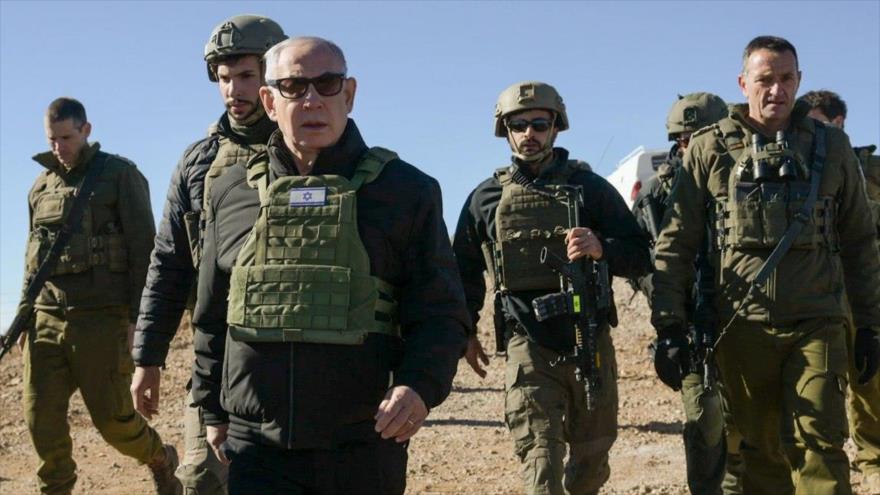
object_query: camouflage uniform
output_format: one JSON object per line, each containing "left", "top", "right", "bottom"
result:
{"left": 652, "top": 102, "right": 880, "bottom": 495}
{"left": 23, "top": 142, "right": 166, "bottom": 494}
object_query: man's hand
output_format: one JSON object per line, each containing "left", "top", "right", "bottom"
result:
{"left": 855, "top": 327, "right": 880, "bottom": 385}
{"left": 127, "top": 323, "right": 136, "bottom": 354}
{"left": 374, "top": 385, "right": 428, "bottom": 443}
{"left": 130, "top": 366, "right": 161, "bottom": 419}
{"left": 652, "top": 324, "right": 690, "bottom": 391}
{"left": 464, "top": 334, "right": 489, "bottom": 378}
{"left": 17, "top": 332, "right": 26, "bottom": 350}
{"left": 206, "top": 424, "right": 230, "bottom": 465}
{"left": 566, "top": 227, "right": 603, "bottom": 261}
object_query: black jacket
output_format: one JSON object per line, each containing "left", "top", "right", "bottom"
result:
{"left": 453, "top": 148, "right": 651, "bottom": 353}
{"left": 191, "top": 120, "right": 469, "bottom": 450}
{"left": 133, "top": 113, "right": 275, "bottom": 366}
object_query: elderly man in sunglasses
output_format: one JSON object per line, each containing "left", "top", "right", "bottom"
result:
{"left": 452, "top": 81, "right": 650, "bottom": 495}
{"left": 190, "top": 36, "right": 468, "bottom": 494}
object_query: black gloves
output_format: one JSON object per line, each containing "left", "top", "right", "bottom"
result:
{"left": 854, "top": 327, "right": 880, "bottom": 385}
{"left": 653, "top": 323, "right": 690, "bottom": 391}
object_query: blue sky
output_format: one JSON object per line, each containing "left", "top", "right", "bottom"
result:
{"left": 1, "top": 1, "right": 878, "bottom": 328}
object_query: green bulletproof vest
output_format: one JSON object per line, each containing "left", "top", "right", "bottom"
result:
{"left": 226, "top": 147, "right": 401, "bottom": 345}
{"left": 27, "top": 158, "right": 128, "bottom": 277}
{"left": 491, "top": 160, "right": 586, "bottom": 292}
{"left": 713, "top": 124, "right": 836, "bottom": 252}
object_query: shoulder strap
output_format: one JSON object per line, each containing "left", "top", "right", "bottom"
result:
{"left": 717, "top": 119, "right": 747, "bottom": 162}
{"left": 750, "top": 122, "right": 827, "bottom": 290}
{"left": 350, "top": 147, "right": 398, "bottom": 190}
{"left": 245, "top": 151, "right": 271, "bottom": 205}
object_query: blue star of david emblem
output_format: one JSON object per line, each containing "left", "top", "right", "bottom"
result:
{"left": 303, "top": 192, "right": 313, "bottom": 201}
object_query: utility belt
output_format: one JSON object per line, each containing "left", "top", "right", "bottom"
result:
{"left": 714, "top": 181, "right": 837, "bottom": 251}
{"left": 27, "top": 229, "right": 128, "bottom": 276}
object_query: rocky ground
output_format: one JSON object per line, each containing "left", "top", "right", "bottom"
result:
{"left": 0, "top": 279, "right": 873, "bottom": 494}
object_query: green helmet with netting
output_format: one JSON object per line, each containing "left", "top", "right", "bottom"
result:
{"left": 494, "top": 81, "right": 569, "bottom": 137}
{"left": 204, "top": 14, "right": 287, "bottom": 81}
{"left": 665, "top": 92, "right": 728, "bottom": 140}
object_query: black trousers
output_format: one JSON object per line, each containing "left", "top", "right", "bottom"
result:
{"left": 227, "top": 439, "right": 408, "bottom": 495}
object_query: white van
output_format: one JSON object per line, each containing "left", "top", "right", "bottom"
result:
{"left": 606, "top": 146, "right": 668, "bottom": 209}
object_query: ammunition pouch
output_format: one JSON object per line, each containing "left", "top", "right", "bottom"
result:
{"left": 29, "top": 185, "right": 128, "bottom": 276}
{"left": 714, "top": 182, "right": 837, "bottom": 252}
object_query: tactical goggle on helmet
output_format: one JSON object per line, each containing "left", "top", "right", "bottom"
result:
{"left": 494, "top": 81, "right": 569, "bottom": 137}
{"left": 204, "top": 14, "right": 287, "bottom": 82}
{"left": 665, "top": 92, "right": 728, "bottom": 141}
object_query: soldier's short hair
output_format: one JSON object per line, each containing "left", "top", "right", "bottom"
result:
{"left": 798, "top": 90, "right": 847, "bottom": 120}
{"left": 209, "top": 53, "right": 261, "bottom": 79}
{"left": 264, "top": 36, "right": 348, "bottom": 82}
{"left": 742, "top": 35, "right": 799, "bottom": 74}
{"left": 46, "top": 97, "right": 87, "bottom": 127}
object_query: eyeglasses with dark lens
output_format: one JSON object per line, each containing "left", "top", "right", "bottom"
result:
{"left": 266, "top": 72, "right": 347, "bottom": 99}
{"left": 506, "top": 118, "right": 553, "bottom": 133}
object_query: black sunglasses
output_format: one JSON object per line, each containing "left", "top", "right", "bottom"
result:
{"left": 506, "top": 118, "right": 553, "bottom": 133}
{"left": 266, "top": 72, "right": 347, "bottom": 100}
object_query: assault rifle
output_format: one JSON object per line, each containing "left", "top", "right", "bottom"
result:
{"left": 690, "top": 222, "right": 719, "bottom": 391}
{"left": 1, "top": 155, "right": 108, "bottom": 363}
{"left": 530, "top": 185, "right": 611, "bottom": 410}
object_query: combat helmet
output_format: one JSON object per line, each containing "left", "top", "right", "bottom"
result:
{"left": 494, "top": 81, "right": 569, "bottom": 137}
{"left": 666, "top": 92, "right": 728, "bottom": 140}
{"left": 204, "top": 14, "right": 287, "bottom": 81}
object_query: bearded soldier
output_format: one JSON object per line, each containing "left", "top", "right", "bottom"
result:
{"left": 631, "top": 92, "right": 732, "bottom": 495}
{"left": 798, "top": 89, "right": 880, "bottom": 494}
{"left": 454, "top": 81, "right": 650, "bottom": 495}
{"left": 652, "top": 36, "right": 880, "bottom": 494}
{"left": 130, "top": 14, "right": 286, "bottom": 494}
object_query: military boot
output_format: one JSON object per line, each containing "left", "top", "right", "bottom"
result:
{"left": 149, "top": 444, "right": 183, "bottom": 495}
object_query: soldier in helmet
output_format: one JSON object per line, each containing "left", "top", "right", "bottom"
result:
{"left": 652, "top": 36, "right": 880, "bottom": 494}
{"left": 129, "top": 14, "right": 286, "bottom": 494}
{"left": 631, "top": 92, "right": 732, "bottom": 495}
{"left": 453, "top": 81, "right": 650, "bottom": 495}
{"left": 798, "top": 89, "right": 880, "bottom": 495}
{"left": 22, "top": 97, "right": 181, "bottom": 495}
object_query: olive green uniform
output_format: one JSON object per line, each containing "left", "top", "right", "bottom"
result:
{"left": 652, "top": 103, "right": 880, "bottom": 495}
{"left": 848, "top": 145, "right": 880, "bottom": 484}
{"left": 632, "top": 153, "right": 728, "bottom": 495}
{"left": 23, "top": 143, "right": 164, "bottom": 494}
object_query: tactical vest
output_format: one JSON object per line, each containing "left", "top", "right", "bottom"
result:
{"left": 186, "top": 136, "right": 268, "bottom": 269}
{"left": 226, "top": 147, "right": 400, "bottom": 345}
{"left": 27, "top": 167, "right": 128, "bottom": 277}
{"left": 490, "top": 160, "right": 587, "bottom": 292}
{"left": 713, "top": 122, "right": 836, "bottom": 252}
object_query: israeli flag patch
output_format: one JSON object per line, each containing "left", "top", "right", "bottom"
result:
{"left": 289, "top": 187, "right": 327, "bottom": 207}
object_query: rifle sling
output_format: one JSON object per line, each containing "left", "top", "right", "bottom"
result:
{"left": 22, "top": 154, "right": 110, "bottom": 304}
